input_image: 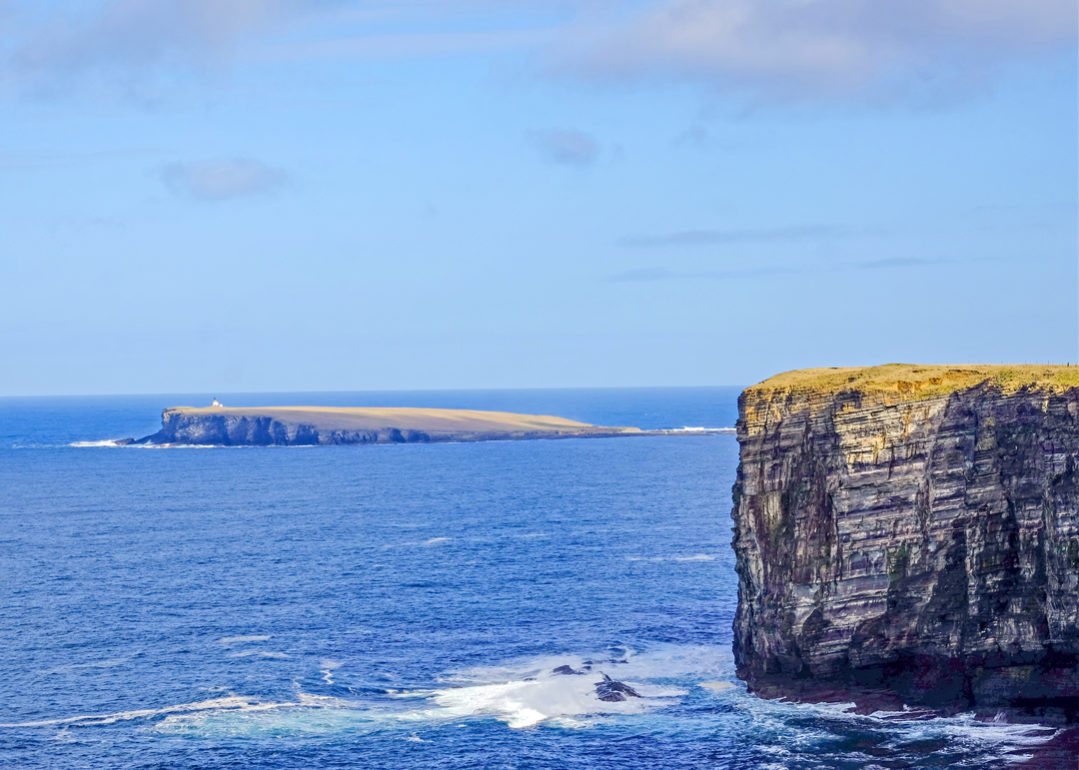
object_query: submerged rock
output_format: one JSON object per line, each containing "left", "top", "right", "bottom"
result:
{"left": 731, "top": 364, "right": 1079, "bottom": 717}
{"left": 594, "top": 673, "right": 641, "bottom": 702}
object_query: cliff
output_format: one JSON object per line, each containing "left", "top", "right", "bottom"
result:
{"left": 133, "top": 405, "right": 646, "bottom": 446}
{"left": 731, "top": 364, "right": 1079, "bottom": 716}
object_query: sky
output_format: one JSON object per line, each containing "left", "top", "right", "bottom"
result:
{"left": 1, "top": 0, "right": 1077, "bottom": 395}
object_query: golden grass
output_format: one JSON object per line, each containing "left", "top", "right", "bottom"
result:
{"left": 747, "top": 364, "right": 1079, "bottom": 400}
{"left": 165, "top": 406, "right": 641, "bottom": 435}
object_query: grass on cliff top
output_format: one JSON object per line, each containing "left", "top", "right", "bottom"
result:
{"left": 747, "top": 364, "right": 1079, "bottom": 399}
{"left": 164, "top": 406, "right": 642, "bottom": 435}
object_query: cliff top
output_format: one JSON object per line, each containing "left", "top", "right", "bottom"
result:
{"left": 163, "top": 405, "right": 640, "bottom": 435}
{"left": 746, "top": 364, "right": 1079, "bottom": 401}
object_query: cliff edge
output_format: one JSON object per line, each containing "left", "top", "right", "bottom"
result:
{"left": 732, "top": 364, "right": 1079, "bottom": 717}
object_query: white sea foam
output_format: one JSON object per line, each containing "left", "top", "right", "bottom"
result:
{"left": 626, "top": 554, "right": 717, "bottom": 563}
{"left": 217, "top": 635, "right": 272, "bottom": 645}
{"left": 424, "top": 675, "right": 662, "bottom": 729}
{"left": 733, "top": 680, "right": 1059, "bottom": 765}
{"left": 5, "top": 649, "right": 714, "bottom": 735}
{"left": 699, "top": 681, "right": 735, "bottom": 693}
{"left": 0, "top": 696, "right": 292, "bottom": 728}
{"left": 320, "top": 659, "right": 342, "bottom": 685}
{"left": 410, "top": 646, "right": 716, "bottom": 729}
{"left": 228, "top": 650, "right": 290, "bottom": 659}
{"left": 381, "top": 536, "right": 455, "bottom": 550}
{"left": 41, "top": 657, "right": 129, "bottom": 675}
{"left": 672, "top": 426, "right": 736, "bottom": 434}
{"left": 68, "top": 440, "right": 223, "bottom": 449}
{"left": 4, "top": 640, "right": 1061, "bottom": 763}
{"left": 120, "top": 442, "right": 220, "bottom": 450}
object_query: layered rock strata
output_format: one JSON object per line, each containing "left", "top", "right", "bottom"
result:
{"left": 732, "top": 364, "right": 1079, "bottom": 715}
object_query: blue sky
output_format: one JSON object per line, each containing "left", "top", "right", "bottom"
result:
{"left": 2, "top": 0, "right": 1076, "bottom": 395}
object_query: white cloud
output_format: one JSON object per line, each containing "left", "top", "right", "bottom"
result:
{"left": 557, "top": 0, "right": 1077, "bottom": 101}
{"left": 160, "top": 158, "right": 288, "bottom": 200}
{"left": 2, "top": 1, "right": 1074, "bottom": 104}
{"left": 4, "top": 0, "right": 324, "bottom": 96}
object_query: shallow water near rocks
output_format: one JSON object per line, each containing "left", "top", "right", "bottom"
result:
{"left": 0, "top": 388, "right": 1059, "bottom": 767}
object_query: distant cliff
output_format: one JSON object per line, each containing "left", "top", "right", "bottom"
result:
{"left": 132, "top": 405, "right": 647, "bottom": 446}
{"left": 732, "top": 364, "right": 1079, "bottom": 715}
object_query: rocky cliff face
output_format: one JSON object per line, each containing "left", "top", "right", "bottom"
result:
{"left": 732, "top": 366, "right": 1079, "bottom": 715}
{"left": 141, "top": 410, "right": 433, "bottom": 446}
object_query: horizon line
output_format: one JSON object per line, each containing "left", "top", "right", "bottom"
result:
{"left": 0, "top": 383, "right": 748, "bottom": 400}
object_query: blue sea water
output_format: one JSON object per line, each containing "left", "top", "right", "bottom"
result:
{"left": 0, "top": 388, "right": 1059, "bottom": 768}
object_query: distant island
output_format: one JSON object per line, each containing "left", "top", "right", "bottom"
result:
{"left": 122, "top": 404, "right": 725, "bottom": 447}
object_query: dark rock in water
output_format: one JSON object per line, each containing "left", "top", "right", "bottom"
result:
{"left": 594, "top": 672, "right": 641, "bottom": 702}
{"left": 732, "top": 364, "right": 1079, "bottom": 717}
{"left": 552, "top": 665, "right": 581, "bottom": 676}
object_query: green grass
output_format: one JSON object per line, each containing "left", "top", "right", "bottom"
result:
{"left": 747, "top": 363, "right": 1079, "bottom": 401}
{"left": 164, "top": 405, "right": 642, "bottom": 435}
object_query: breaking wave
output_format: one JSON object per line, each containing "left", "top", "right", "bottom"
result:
{"left": 671, "top": 426, "right": 735, "bottom": 434}
{"left": 0, "top": 643, "right": 1060, "bottom": 764}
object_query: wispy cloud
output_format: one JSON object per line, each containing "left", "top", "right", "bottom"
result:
{"left": 2, "top": 1, "right": 1072, "bottom": 104}
{"left": 531, "top": 128, "right": 598, "bottom": 166}
{"left": 854, "top": 257, "right": 947, "bottom": 270}
{"left": 3, "top": 0, "right": 326, "bottom": 97}
{"left": 160, "top": 158, "right": 288, "bottom": 201}
{"left": 619, "top": 224, "right": 847, "bottom": 248}
{"left": 556, "top": 0, "right": 1077, "bottom": 103}
{"left": 607, "top": 257, "right": 950, "bottom": 282}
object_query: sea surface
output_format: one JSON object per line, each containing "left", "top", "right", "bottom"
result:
{"left": 0, "top": 388, "right": 1059, "bottom": 768}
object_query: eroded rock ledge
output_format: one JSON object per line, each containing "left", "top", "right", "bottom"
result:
{"left": 731, "top": 364, "right": 1079, "bottom": 718}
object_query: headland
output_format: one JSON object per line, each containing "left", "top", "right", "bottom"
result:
{"left": 732, "top": 363, "right": 1079, "bottom": 721}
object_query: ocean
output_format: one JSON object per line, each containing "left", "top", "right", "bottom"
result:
{"left": 0, "top": 388, "right": 1060, "bottom": 768}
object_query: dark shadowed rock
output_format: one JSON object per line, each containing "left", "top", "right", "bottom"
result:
{"left": 594, "top": 672, "right": 641, "bottom": 702}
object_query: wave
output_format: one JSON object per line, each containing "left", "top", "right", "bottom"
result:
{"left": 1, "top": 643, "right": 1062, "bottom": 762}
{"left": 0, "top": 695, "right": 302, "bottom": 729}
{"left": 671, "top": 426, "right": 736, "bottom": 434}
{"left": 730, "top": 685, "right": 1059, "bottom": 765}
{"left": 217, "top": 635, "right": 272, "bottom": 645}
{"left": 320, "top": 660, "right": 342, "bottom": 686}
{"left": 405, "top": 646, "right": 722, "bottom": 729}
{"left": 67, "top": 440, "right": 220, "bottom": 450}
{"left": 626, "top": 554, "right": 717, "bottom": 563}
{"left": 40, "top": 658, "right": 129, "bottom": 675}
